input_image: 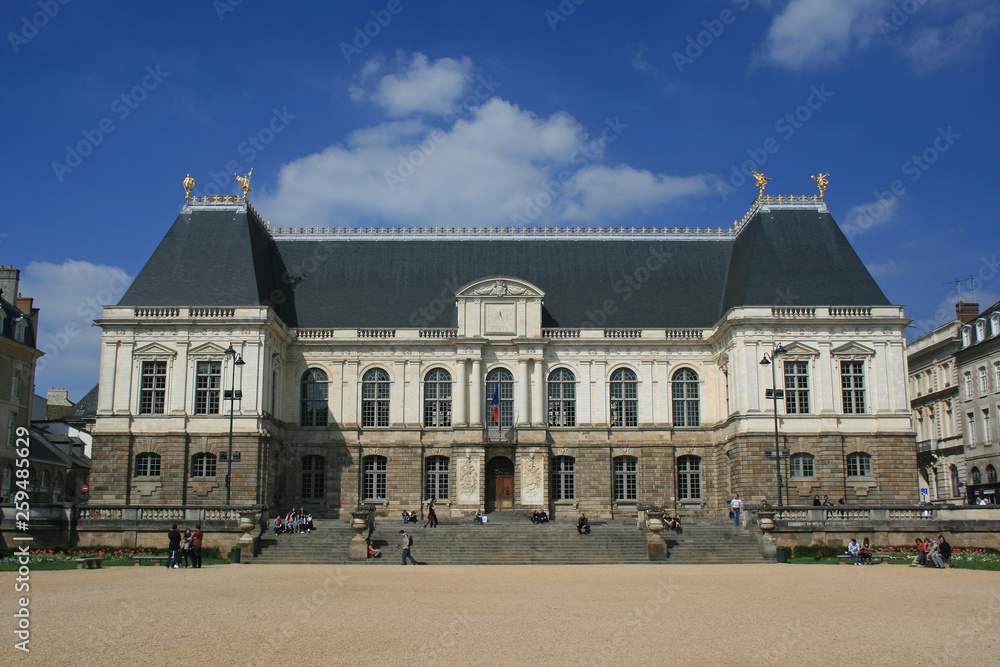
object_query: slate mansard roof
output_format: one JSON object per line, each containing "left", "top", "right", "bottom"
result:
{"left": 118, "top": 200, "right": 891, "bottom": 329}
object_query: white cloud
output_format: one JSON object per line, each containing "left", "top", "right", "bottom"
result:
{"left": 865, "top": 257, "right": 909, "bottom": 278}
{"left": 760, "top": 0, "right": 889, "bottom": 70}
{"left": 631, "top": 43, "right": 658, "bottom": 76}
{"left": 901, "top": 5, "right": 1000, "bottom": 72}
{"left": 360, "top": 52, "right": 474, "bottom": 116}
{"left": 19, "top": 260, "right": 132, "bottom": 401}
{"left": 840, "top": 195, "right": 901, "bottom": 241}
{"left": 258, "top": 59, "right": 710, "bottom": 229}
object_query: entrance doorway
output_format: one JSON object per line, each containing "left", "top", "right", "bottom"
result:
{"left": 485, "top": 456, "right": 514, "bottom": 512}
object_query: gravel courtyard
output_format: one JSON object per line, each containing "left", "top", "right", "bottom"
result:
{"left": 7, "top": 563, "right": 997, "bottom": 666}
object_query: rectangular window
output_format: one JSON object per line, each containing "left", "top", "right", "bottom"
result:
{"left": 12, "top": 370, "right": 20, "bottom": 400}
{"left": 968, "top": 413, "right": 976, "bottom": 447}
{"left": 613, "top": 458, "right": 637, "bottom": 501}
{"left": 984, "top": 409, "right": 992, "bottom": 446}
{"left": 841, "top": 361, "right": 865, "bottom": 414}
{"left": 980, "top": 368, "right": 990, "bottom": 394}
{"left": 194, "top": 361, "right": 222, "bottom": 414}
{"left": 783, "top": 361, "right": 809, "bottom": 414}
{"left": 790, "top": 455, "right": 814, "bottom": 477}
{"left": 363, "top": 457, "right": 387, "bottom": 500}
{"left": 7, "top": 413, "right": 16, "bottom": 447}
{"left": 995, "top": 362, "right": 1000, "bottom": 392}
{"left": 139, "top": 361, "right": 167, "bottom": 414}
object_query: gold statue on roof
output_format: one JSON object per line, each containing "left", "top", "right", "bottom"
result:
{"left": 235, "top": 168, "right": 253, "bottom": 198}
{"left": 811, "top": 172, "right": 829, "bottom": 199}
{"left": 183, "top": 174, "right": 195, "bottom": 200}
{"left": 751, "top": 170, "right": 770, "bottom": 199}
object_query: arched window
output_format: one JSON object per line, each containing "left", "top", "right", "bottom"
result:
{"left": 135, "top": 452, "right": 161, "bottom": 477}
{"left": 987, "top": 465, "right": 998, "bottom": 484}
{"left": 300, "top": 369, "right": 329, "bottom": 427}
{"left": 610, "top": 368, "right": 638, "bottom": 428}
{"left": 677, "top": 455, "right": 701, "bottom": 500}
{"left": 964, "top": 372, "right": 974, "bottom": 398}
{"left": 980, "top": 367, "right": 990, "bottom": 394}
{"left": 53, "top": 473, "right": 63, "bottom": 502}
{"left": 363, "top": 455, "right": 387, "bottom": 500}
{"left": 41, "top": 470, "right": 51, "bottom": 500}
{"left": 551, "top": 456, "right": 575, "bottom": 501}
{"left": 790, "top": 453, "right": 815, "bottom": 477}
{"left": 485, "top": 368, "right": 514, "bottom": 430}
{"left": 613, "top": 455, "right": 638, "bottom": 501}
{"left": 425, "top": 456, "right": 449, "bottom": 500}
{"left": 191, "top": 452, "right": 217, "bottom": 478}
{"left": 423, "top": 369, "right": 452, "bottom": 427}
{"left": 950, "top": 464, "right": 961, "bottom": 498}
{"left": 362, "top": 368, "right": 390, "bottom": 427}
{"left": 970, "top": 467, "right": 982, "bottom": 485}
{"left": 301, "top": 455, "right": 325, "bottom": 500}
{"left": 672, "top": 368, "right": 700, "bottom": 427}
{"left": 548, "top": 368, "right": 576, "bottom": 427}
{"left": 846, "top": 452, "right": 872, "bottom": 477}
{"left": 961, "top": 325, "right": 971, "bottom": 348}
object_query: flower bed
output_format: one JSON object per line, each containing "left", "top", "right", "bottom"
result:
{"left": 0, "top": 545, "right": 225, "bottom": 564}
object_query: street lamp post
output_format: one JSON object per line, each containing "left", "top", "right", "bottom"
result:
{"left": 760, "top": 343, "right": 786, "bottom": 506}
{"left": 224, "top": 345, "right": 245, "bottom": 506}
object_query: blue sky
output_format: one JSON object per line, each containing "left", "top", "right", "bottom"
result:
{"left": 3, "top": 0, "right": 999, "bottom": 401}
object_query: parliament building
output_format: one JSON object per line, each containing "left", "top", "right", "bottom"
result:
{"left": 87, "top": 179, "right": 918, "bottom": 521}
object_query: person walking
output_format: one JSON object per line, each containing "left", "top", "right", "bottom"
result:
{"left": 167, "top": 523, "right": 182, "bottom": 569}
{"left": 730, "top": 494, "right": 743, "bottom": 527}
{"left": 424, "top": 497, "right": 438, "bottom": 528}
{"left": 191, "top": 524, "right": 204, "bottom": 568}
{"left": 400, "top": 530, "right": 417, "bottom": 565}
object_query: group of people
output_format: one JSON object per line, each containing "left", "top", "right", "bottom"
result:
{"left": 166, "top": 523, "right": 204, "bottom": 569}
{"left": 813, "top": 495, "right": 847, "bottom": 506}
{"left": 531, "top": 509, "right": 549, "bottom": 524}
{"left": 273, "top": 509, "right": 314, "bottom": 536}
{"left": 400, "top": 498, "right": 439, "bottom": 527}
{"left": 909, "top": 535, "right": 953, "bottom": 568}
{"left": 846, "top": 537, "right": 876, "bottom": 565}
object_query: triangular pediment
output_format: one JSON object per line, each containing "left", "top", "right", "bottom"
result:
{"left": 456, "top": 276, "right": 544, "bottom": 299}
{"left": 189, "top": 342, "right": 229, "bottom": 357}
{"left": 831, "top": 341, "right": 876, "bottom": 357}
{"left": 782, "top": 342, "right": 820, "bottom": 357}
{"left": 133, "top": 343, "right": 177, "bottom": 358}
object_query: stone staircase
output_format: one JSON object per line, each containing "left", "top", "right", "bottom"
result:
{"left": 251, "top": 515, "right": 771, "bottom": 565}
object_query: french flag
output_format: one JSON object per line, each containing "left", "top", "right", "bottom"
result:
{"left": 491, "top": 385, "right": 499, "bottom": 424}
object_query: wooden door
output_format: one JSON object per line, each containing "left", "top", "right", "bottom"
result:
{"left": 496, "top": 474, "right": 514, "bottom": 510}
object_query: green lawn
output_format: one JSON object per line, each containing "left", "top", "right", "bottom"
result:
{"left": 786, "top": 556, "right": 999, "bottom": 571}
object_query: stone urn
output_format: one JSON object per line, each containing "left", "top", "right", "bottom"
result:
{"left": 237, "top": 510, "right": 258, "bottom": 537}
{"left": 348, "top": 510, "right": 370, "bottom": 561}
{"left": 350, "top": 510, "right": 370, "bottom": 536}
{"left": 646, "top": 515, "right": 665, "bottom": 533}
{"left": 758, "top": 516, "right": 775, "bottom": 532}
{"left": 237, "top": 509, "right": 260, "bottom": 559}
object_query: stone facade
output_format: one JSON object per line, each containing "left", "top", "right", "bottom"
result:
{"left": 89, "top": 201, "right": 920, "bottom": 520}
{"left": 956, "top": 301, "right": 1000, "bottom": 503}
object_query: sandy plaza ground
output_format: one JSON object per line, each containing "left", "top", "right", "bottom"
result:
{"left": 3, "top": 563, "right": 997, "bottom": 666}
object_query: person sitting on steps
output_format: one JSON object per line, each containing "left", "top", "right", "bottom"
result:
{"left": 577, "top": 512, "right": 591, "bottom": 535}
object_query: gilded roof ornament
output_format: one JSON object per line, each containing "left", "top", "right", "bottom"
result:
{"left": 751, "top": 170, "right": 770, "bottom": 199}
{"left": 235, "top": 168, "right": 253, "bottom": 198}
{"left": 811, "top": 172, "right": 830, "bottom": 199}
{"left": 183, "top": 174, "right": 195, "bottom": 200}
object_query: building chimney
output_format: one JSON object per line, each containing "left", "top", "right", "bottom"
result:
{"left": 0, "top": 266, "right": 19, "bottom": 305}
{"left": 956, "top": 301, "right": 980, "bottom": 325}
{"left": 46, "top": 388, "right": 74, "bottom": 420}
{"left": 16, "top": 295, "right": 33, "bottom": 315}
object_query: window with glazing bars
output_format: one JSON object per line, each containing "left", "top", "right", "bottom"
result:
{"left": 789, "top": 453, "right": 814, "bottom": 477}
{"left": 362, "top": 369, "right": 390, "bottom": 427}
{"left": 676, "top": 455, "right": 701, "bottom": 499}
{"left": 485, "top": 368, "right": 514, "bottom": 429}
{"left": 363, "top": 455, "right": 387, "bottom": 499}
{"left": 302, "top": 455, "right": 325, "bottom": 500}
{"left": 194, "top": 361, "right": 222, "bottom": 414}
{"left": 139, "top": 361, "right": 167, "bottom": 414}
{"left": 135, "top": 452, "right": 161, "bottom": 477}
{"left": 551, "top": 456, "right": 575, "bottom": 500}
{"left": 191, "top": 452, "right": 217, "bottom": 477}
{"left": 672, "top": 368, "right": 700, "bottom": 426}
{"left": 610, "top": 368, "right": 637, "bottom": 427}
{"left": 424, "top": 369, "right": 452, "bottom": 427}
{"left": 783, "top": 361, "right": 809, "bottom": 414}
{"left": 548, "top": 368, "right": 576, "bottom": 427}
{"left": 841, "top": 361, "right": 866, "bottom": 414}
{"left": 425, "top": 456, "right": 449, "bottom": 500}
{"left": 613, "top": 456, "right": 637, "bottom": 501}
{"left": 846, "top": 452, "right": 871, "bottom": 477}
{"left": 300, "top": 369, "right": 329, "bottom": 427}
